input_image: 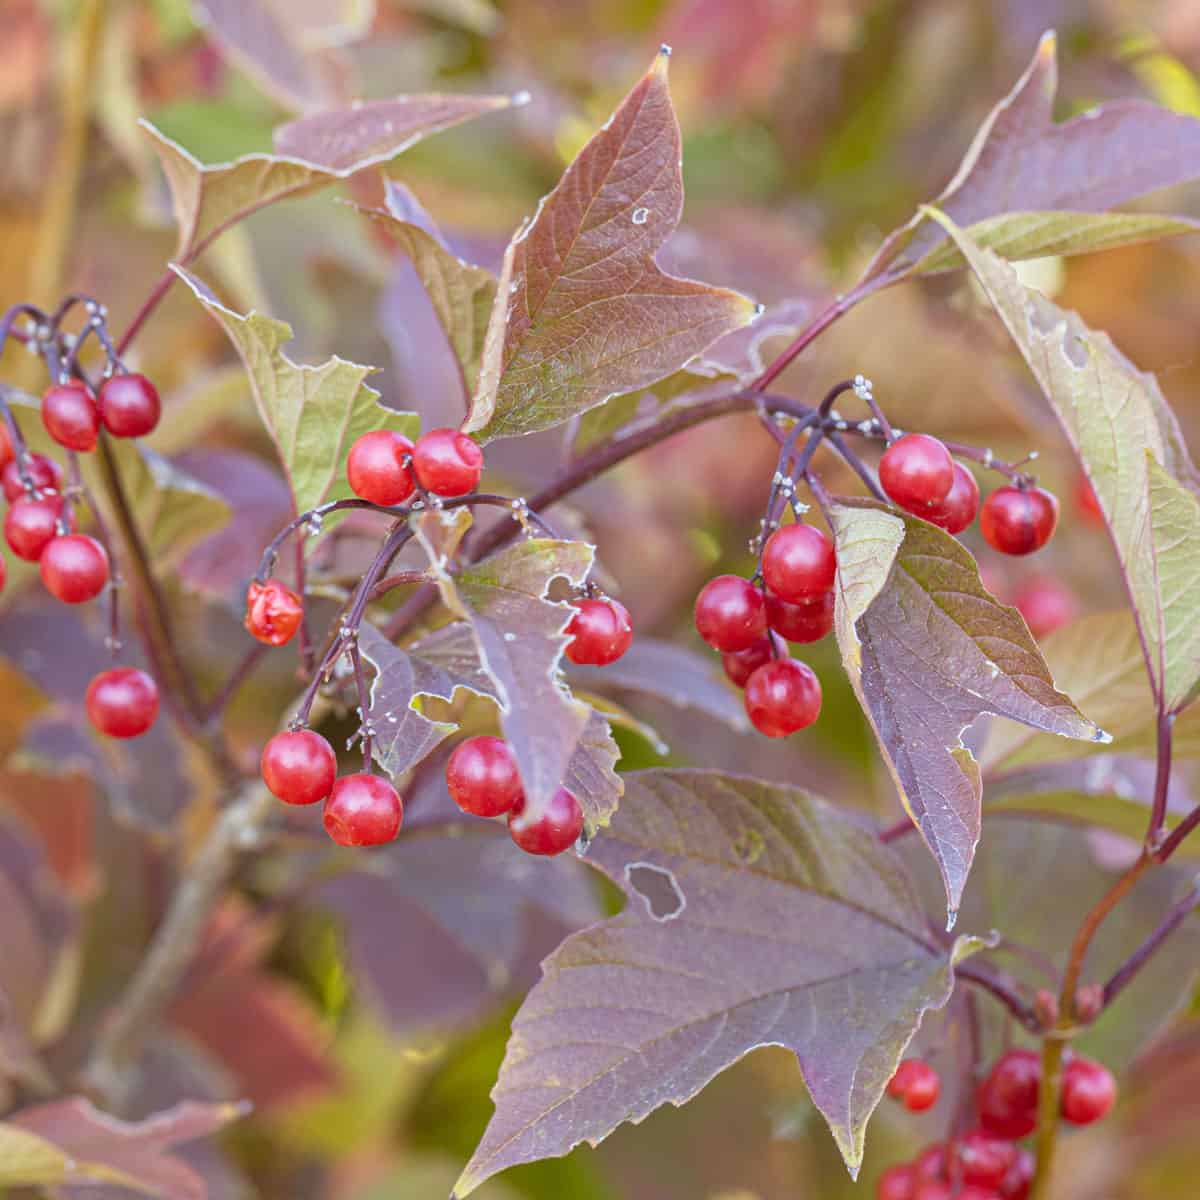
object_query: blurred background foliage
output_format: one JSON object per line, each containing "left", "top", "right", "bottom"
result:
{"left": 3, "top": 0, "right": 1200, "bottom": 1196}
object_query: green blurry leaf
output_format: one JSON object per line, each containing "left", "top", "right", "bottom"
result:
{"left": 175, "top": 268, "right": 416, "bottom": 514}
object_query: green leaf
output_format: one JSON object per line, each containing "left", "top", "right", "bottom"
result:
{"left": 174, "top": 268, "right": 416, "bottom": 515}
{"left": 463, "top": 49, "right": 758, "bottom": 441}
{"left": 929, "top": 209, "right": 1200, "bottom": 714}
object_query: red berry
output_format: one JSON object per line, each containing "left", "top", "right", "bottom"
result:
{"left": 960, "top": 1129, "right": 1018, "bottom": 1188}
{"left": 0, "top": 553, "right": 5, "bottom": 593}
{"left": 39, "top": 534, "right": 109, "bottom": 604}
{"left": 1013, "top": 576, "right": 1077, "bottom": 638}
{"left": 927, "top": 462, "right": 980, "bottom": 534}
{"left": 508, "top": 786, "right": 583, "bottom": 855}
{"left": 999, "top": 1149, "right": 1034, "bottom": 1200}
{"left": 2, "top": 452, "right": 62, "bottom": 501}
{"left": 86, "top": 668, "right": 159, "bottom": 739}
{"left": 346, "top": 430, "right": 416, "bottom": 506}
{"left": 564, "top": 597, "right": 633, "bottom": 666}
{"left": 888, "top": 1059, "right": 941, "bottom": 1112}
{"left": 721, "top": 632, "right": 786, "bottom": 688}
{"left": 323, "top": 774, "right": 403, "bottom": 846}
{"left": 980, "top": 487, "right": 1058, "bottom": 556}
{"left": 0, "top": 423, "right": 13, "bottom": 469}
{"left": 41, "top": 381, "right": 100, "bottom": 452}
{"left": 261, "top": 730, "right": 337, "bottom": 806}
{"left": 1075, "top": 473, "right": 1104, "bottom": 525}
{"left": 977, "top": 1049, "right": 1041, "bottom": 1140}
{"left": 98, "top": 373, "right": 161, "bottom": 438}
{"left": 912, "top": 1182, "right": 952, "bottom": 1200}
{"left": 877, "top": 1164, "right": 917, "bottom": 1200}
{"left": 245, "top": 578, "right": 304, "bottom": 646}
{"left": 411, "top": 427, "right": 484, "bottom": 497}
{"left": 761, "top": 523, "right": 836, "bottom": 602}
{"left": 879, "top": 434, "right": 955, "bottom": 511}
{"left": 4, "top": 495, "right": 75, "bottom": 561}
{"left": 914, "top": 1144, "right": 947, "bottom": 1181}
{"left": 765, "top": 589, "right": 834, "bottom": 644}
{"left": 1059, "top": 1056, "right": 1116, "bottom": 1125}
{"left": 694, "top": 575, "right": 767, "bottom": 652}
{"left": 446, "top": 735, "right": 524, "bottom": 817}
{"left": 744, "top": 659, "right": 821, "bottom": 737}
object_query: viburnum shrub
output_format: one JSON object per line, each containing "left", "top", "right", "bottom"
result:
{"left": 5, "top": 14, "right": 1200, "bottom": 1200}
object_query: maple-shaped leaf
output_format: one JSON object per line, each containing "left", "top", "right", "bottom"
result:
{"left": 3, "top": 1097, "right": 246, "bottom": 1198}
{"left": 175, "top": 269, "right": 416, "bottom": 515}
{"left": 829, "top": 499, "right": 1105, "bottom": 918}
{"left": 462, "top": 48, "right": 758, "bottom": 441}
{"left": 932, "top": 210, "right": 1200, "bottom": 714}
{"left": 454, "top": 769, "right": 984, "bottom": 1195}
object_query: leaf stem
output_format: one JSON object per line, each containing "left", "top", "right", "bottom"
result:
{"left": 955, "top": 961, "right": 1042, "bottom": 1032}
{"left": 117, "top": 267, "right": 179, "bottom": 356}
{"left": 1146, "top": 708, "right": 1175, "bottom": 847}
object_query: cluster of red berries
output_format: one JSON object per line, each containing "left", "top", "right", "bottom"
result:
{"left": 879, "top": 433, "right": 1058, "bottom": 555}
{"left": 346, "top": 425, "right": 484, "bottom": 506}
{"left": 878, "top": 1050, "right": 1116, "bottom": 1200}
{"left": 694, "top": 521, "right": 834, "bottom": 737}
{"left": 1, "top": 375, "right": 162, "bottom": 741}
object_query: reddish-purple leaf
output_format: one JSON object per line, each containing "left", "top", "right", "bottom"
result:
{"left": 463, "top": 49, "right": 758, "bottom": 441}
{"left": 454, "top": 769, "right": 984, "bottom": 1194}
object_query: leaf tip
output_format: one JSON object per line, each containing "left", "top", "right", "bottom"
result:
{"left": 1037, "top": 29, "right": 1058, "bottom": 62}
{"left": 1091, "top": 725, "right": 1113, "bottom": 745}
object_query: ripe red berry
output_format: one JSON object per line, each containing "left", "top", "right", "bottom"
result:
{"left": 914, "top": 1144, "right": 947, "bottom": 1181}
{"left": 346, "top": 430, "right": 416, "bottom": 506}
{"left": 887, "top": 1059, "right": 941, "bottom": 1112}
{"left": 86, "top": 668, "right": 159, "bottom": 739}
{"left": 2, "top": 452, "right": 62, "bottom": 501}
{"left": 0, "top": 553, "right": 5, "bottom": 593}
{"left": 694, "top": 575, "right": 767, "bottom": 652}
{"left": 4, "top": 495, "right": 75, "bottom": 561}
{"left": 980, "top": 486, "right": 1058, "bottom": 556}
{"left": 41, "top": 381, "right": 100, "bottom": 452}
{"left": 508, "top": 786, "right": 583, "bottom": 855}
{"left": 977, "top": 1049, "right": 1041, "bottom": 1140}
{"left": 877, "top": 1164, "right": 917, "bottom": 1200}
{"left": 564, "top": 597, "right": 633, "bottom": 666}
{"left": 39, "top": 534, "right": 109, "bottom": 604}
{"left": 245, "top": 578, "right": 304, "bottom": 646}
{"left": 98, "top": 373, "right": 161, "bottom": 438}
{"left": 1075, "top": 473, "right": 1104, "bottom": 525}
{"left": 761, "top": 523, "right": 836, "bottom": 602}
{"left": 1013, "top": 576, "right": 1077, "bottom": 638}
{"left": 1059, "top": 1056, "right": 1116, "bottom": 1125}
{"left": 446, "top": 735, "right": 524, "bottom": 817}
{"left": 323, "top": 774, "right": 403, "bottom": 846}
{"left": 927, "top": 462, "right": 980, "bottom": 534}
{"left": 0, "top": 423, "right": 13, "bottom": 469}
{"left": 411, "top": 427, "right": 484, "bottom": 497}
{"left": 765, "top": 589, "right": 834, "bottom": 644}
{"left": 744, "top": 659, "right": 822, "bottom": 737}
{"left": 879, "top": 434, "right": 955, "bottom": 511}
{"left": 912, "top": 1182, "right": 952, "bottom": 1200}
{"left": 999, "top": 1149, "right": 1034, "bottom": 1200}
{"left": 960, "top": 1129, "right": 1018, "bottom": 1188}
{"left": 261, "top": 730, "right": 337, "bottom": 806}
{"left": 721, "top": 632, "right": 786, "bottom": 688}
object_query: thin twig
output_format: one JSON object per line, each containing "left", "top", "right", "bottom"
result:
{"left": 1102, "top": 878, "right": 1200, "bottom": 1008}
{"left": 955, "top": 961, "right": 1042, "bottom": 1032}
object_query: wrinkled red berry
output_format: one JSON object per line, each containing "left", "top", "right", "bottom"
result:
{"left": 960, "top": 1129, "right": 1018, "bottom": 1188}
{"left": 765, "top": 589, "right": 834, "bottom": 644}
{"left": 412, "top": 427, "right": 484, "bottom": 497}
{"left": 446, "top": 735, "right": 524, "bottom": 818}
{"left": 41, "top": 381, "right": 99, "bottom": 452}
{"left": 694, "top": 575, "right": 767, "bottom": 652}
{"left": 980, "top": 486, "right": 1058, "bottom": 556}
{"left": 761, "top": 523, "right": 836, "bottom": 602}
{"left": 261, "top": 730, "right": 337, "bottom": 806}
{"left": 877, "top": 1164, "right": 917, "bottom": 1200}
{"left": 880, "top": 434, "right": 955, "bottom": 511}
{"left": 565, "top": 597, "right": 633, "bottom": 666}
{"left": 1060, "top": 1056, "right": 1116, "bottom": 1125}
{"left": 323, "top": 774, "right": 403, "bottom": 846}
{"left": 1013, "top": 576, "right": 1077, "bottom": 638}
{"left": 887, "top": 1059, "right": 941, "bottom": 1112}
{"left": 98, "top": 373, "right": 161, "bottom": 438}
{"left": 977, "top": 1049, "right": 1041, "bottom": 1140}
{"left": 744, "top": 659, "right": 821, "bottom": 736}
{"left": 721, "top": 632, "right": 786, "bottom": 688}
{"left": 245, "top": 578, "right": 304, "bottom": 646}
{"left": 86, "top": 668, "right": 159, "bottom": 739}
{"left": 5, "top": 495, "right": 75, "bottom": 561}
{"left": 346, "top": 430, "right": 416, "bottom": 506}
{"left": 39, "top": 534, "right": 109, "bottom": 604}
{"left": 927, "top": 462, "right": 980, "bottom": 534}
{"left": 509, "top": 786, "right": 583, "bottom": 855}
{"left": 2, "top": 452, "right": 62, "bottom": 501}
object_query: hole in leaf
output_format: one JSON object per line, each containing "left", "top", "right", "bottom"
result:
{"left": 731, "top": 827, "right": 765, "bottom": 865}
{"left": 625, "top": 862, "right": 685, "bottom": 921}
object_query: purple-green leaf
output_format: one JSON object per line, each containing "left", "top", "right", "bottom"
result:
{"left": 829, "top": 499, "right": 1106, "bottom": 918}
{"left": 454, "top": 769, "right": 982, "bottom": 1195}
{"left": 463, "top": 49, "right": 758, "bottom": 441}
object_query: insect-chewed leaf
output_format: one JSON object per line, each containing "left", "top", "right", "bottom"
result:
{"left": 174, "top": 268, "right": 416, "bottom": 515}
{"left": 866, "top": 32, "right": 1200, "bottom": 280}
{"left": 829, "top": 500, "right": 1105, "bottom": 918}
{"left": 454, "top": 769, "right": 983, "bottom": 1195}
{"left": 930, "top": 211, "right": 1200, "bottom": 714}
{"left": 463, "top": 48, "right": 758, "bottom": 441}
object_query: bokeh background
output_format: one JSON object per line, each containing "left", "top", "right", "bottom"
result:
{"left": 3, "top": 1, "right": 1200, "bottom": 1196}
